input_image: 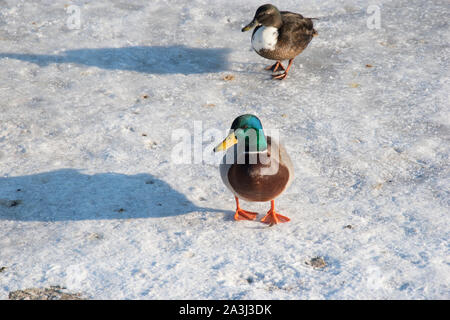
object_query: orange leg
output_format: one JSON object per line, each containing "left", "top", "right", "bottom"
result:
{"left": 272, "top": 59, "right": 294, "bottom": 80}
{"left": 261, "top": 200, "right": 290, "bottom": 225}
{"left": 234, "top": 197, "right": 258, "bottom": 221}
{"left": 265, "top": 61, "right": 285, "bottom": 72}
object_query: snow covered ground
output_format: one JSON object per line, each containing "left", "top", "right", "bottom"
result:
{"left": 0, "top": 0, "right": 449, "bottom": 299}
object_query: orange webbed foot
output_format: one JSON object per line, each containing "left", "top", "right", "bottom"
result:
{"left": 272, "top": 72, "right": 288, "bottom": 80}
{"left": 234, "top": 209, "right": 258, "bottom": 221}
{"left": 265, "top": 61, "right": 285, "bottom": 72}
{"left": 260, "top": 200, "right": 290, "bottom": 226}
{"left": 233, "top": 197, "right": 258, "bottom": 221}
{"left": 271, "top": 58, "right": 294, "bottom": 81}
{"left": 261, "top": 211, "right": 290, "bottom": 225}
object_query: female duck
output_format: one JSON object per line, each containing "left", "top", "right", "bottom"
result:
{"left": 214, "top": 115, "right": 294, "bottom": 225}
{"left": 242, "top": 4, "right": 317, "bottom": 80}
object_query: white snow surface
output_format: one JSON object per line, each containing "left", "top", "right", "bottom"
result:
{"left": 0, "top": 0, "right": 449, "bottom": 299}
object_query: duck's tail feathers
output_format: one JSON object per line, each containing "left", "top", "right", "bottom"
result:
{"left": 307, "top": 17, "right": 319, "bottom": 37}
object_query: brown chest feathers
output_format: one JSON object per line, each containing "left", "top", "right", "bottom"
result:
{"left": 227, "top": 139, "right": 291, "bottom": 202}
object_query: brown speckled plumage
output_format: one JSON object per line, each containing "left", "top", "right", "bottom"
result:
{"left": 242, "top": 4, "right": 317, "bottom": 79}
{"left": 253, "top": 12, "right": 317, "bottom": 61}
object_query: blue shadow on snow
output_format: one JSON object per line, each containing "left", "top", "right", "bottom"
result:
{"left": 0, "top": 45, "right": 231, "bottom": 74}
{"left": 0, "top": 169, "right": 232, "bottom": 221}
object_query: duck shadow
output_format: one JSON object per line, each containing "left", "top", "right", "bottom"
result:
{"left": 0, "top": 169, "right": 232, "bottom": 221}
{"left": 0, "top": 45, "right": 231, "bottom": 74}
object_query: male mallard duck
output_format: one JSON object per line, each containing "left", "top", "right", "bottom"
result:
{"left": 214, "top": 115, "right": 294, "bottom": 225}
{"left": 242, "top": 4, "right": 317, "bottom": 80}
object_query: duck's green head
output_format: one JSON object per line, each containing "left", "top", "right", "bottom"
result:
{"left": 241, "top": 4, "right": 282, "bottom": 32}
{"left": 214, "top": 114, "right": 268, "bottom": 152}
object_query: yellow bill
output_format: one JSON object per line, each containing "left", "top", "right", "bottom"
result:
{"left": 214, "top": 132, "right": 238, "bottom": 152}
{"left": 241, "top": 19, "right": 258, "bottom": 32}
